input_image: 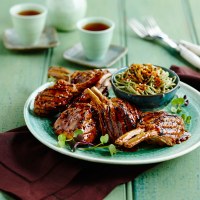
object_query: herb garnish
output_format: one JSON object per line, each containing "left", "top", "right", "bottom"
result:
{"left": 57, "top": 129, "right": 93, "bottom": 150}
{"left": 170, "top": 95, "right": 191, "bottom": 124}
{"left": 81, "top": 134, "right": 117, "bottom": 156}
{"left": 57, "top": 130, "right": 117, "bottom": 156}
{"left": 48, "top": 76, "right": 57, "bottom": 82}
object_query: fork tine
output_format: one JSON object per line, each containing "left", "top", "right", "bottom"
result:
{"left": 129, "top": 16, "right": 178, "bottom": 50}
{"left": 128, "top": 18, "right": 148, "bottom": 38}
{"left": 146, "top": 16, "right": 157, "bottom": 27}
{"left": 145, "top": 16, "right": 162, "bottom": 33}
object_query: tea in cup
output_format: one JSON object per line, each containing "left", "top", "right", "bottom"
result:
{"left": 77, "top": 17, "right": 115, "bottom": 60}
{"left": 10, "top": 3, "right": 47, "bottom": 46}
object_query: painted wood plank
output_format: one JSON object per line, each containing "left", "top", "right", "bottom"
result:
{"left": 49, "top": 0, "right": 127, "bottom": 72}
{"left": 124, "top": 0, "right": 200, "bottom": 199}
{"left": 0, "top": 0, "right": 50, "bottom": 132}
{"left": 0, "top": 0, "right": 51, "bottom": 198}
{"left": 188, "top": 0, "right": 200, "bottom": 46}
{"left": 47, "top": 1, "right": 127, "bottom": 199}
{"left": 0, "top": 0, "right": 127, "bottom": 200}
{"left": 133, "top": 151, "right": 200, "bottom": 200}
{"left": 125, "top": 0, "right": 198, "bottom": 68}
{"left": 1, "top": 1, "right": 199, "bottom": 200}
{"left": 105, "top": 184, "right": 126, "bottom": 200}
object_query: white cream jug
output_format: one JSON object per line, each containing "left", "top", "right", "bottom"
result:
{"left": 46, "top": 0, "right": 87, "bottom": 31}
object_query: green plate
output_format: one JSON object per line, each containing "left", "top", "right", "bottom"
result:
{"left": 24, "top": 82, "right": 200, "bottom": 165}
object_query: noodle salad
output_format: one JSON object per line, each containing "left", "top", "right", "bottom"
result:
{"left": 113, "top": 64, "right": 177, "bottom": 95}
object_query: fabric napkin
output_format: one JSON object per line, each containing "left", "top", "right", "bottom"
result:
{"left": 1, "top": 65, "right": 200, "bottom": 200}
{"left": 170, "top": 65, "right": 200, "bottom": 91}
{"left": 0, "top": 127, "right": 155, "bottom": 200}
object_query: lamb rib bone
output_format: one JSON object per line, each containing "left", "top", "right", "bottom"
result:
{"left": 85, "top": 87, "right": 141, "bottom": 142}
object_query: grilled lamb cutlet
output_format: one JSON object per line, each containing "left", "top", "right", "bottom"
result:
{"left": 48, "top": 66, "right": 70, "bottom": 81}
{"left": 34, "top": 70, "right": 103, "bottom": 117}
{"left": 65, "top": 70, "right": 112, "bottom": 106}
{"left": 115, "top": 111, "right": 189, "bottom": 148}
{"left": 94, "top": 70, "right": 112, "bottom": 95}
{"left": 54, "top": 103, "right": 98, "bottom": 143}
{"left": 70, "top": 70, "right": 100, "bottom": 84}
{"left": 71, "top": 69, "right": 112, "bottom": 96}
{"left": 85, "top": 87, "right": 141, "bottom": 142}
{"left": 71, "top": 69, "right": 109, "bottom": 84}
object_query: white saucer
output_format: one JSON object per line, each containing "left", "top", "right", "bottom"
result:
{"left": 3, "top": 27, "right": 59, "bottom": 51}
{"left": 63, "top": 43, "right": 128, "bottom": 68}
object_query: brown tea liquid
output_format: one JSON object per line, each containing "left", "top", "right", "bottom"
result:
{"left": 83, "top": 23, "right": 110, "bottom": 31}
{"left": 18, "top": 10, "right": 41, "bottom": 16}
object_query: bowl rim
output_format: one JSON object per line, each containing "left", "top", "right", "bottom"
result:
{"left": 111, "top": 65, "right": 180, "bottom": 97}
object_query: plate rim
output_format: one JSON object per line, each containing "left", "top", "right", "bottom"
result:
{"left": 24, "top": 81, "right": 200, "bottom": 165}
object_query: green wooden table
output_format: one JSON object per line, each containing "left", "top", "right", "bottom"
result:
{"left": 1, "top": 0, "right": 200, "bottom": 199}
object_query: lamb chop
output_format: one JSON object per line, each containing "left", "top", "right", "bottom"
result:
{"left": 54, "top": 85, "right": 139, "bottom": 144}
{"left": 52, "top": 69, "right": 112, "bottom": 108}
{"left": 34, "top": 70, "right": 104, "bottom": 116}
{"left": 48, "top": 66, "right": 70, "bottom": 81}
{"left": 115, "top": 111, "right": 190, "bottom": 148}
{"left": 54, "top": 103, "right": 98, "bottom": 143}
{"left": 71, "top": 69, "right": 112, "bottom": 96}
{"left": 94, "top": 70, "right": 112, "bottom": 95}
{"left": 85, "top": 87, "right": 141, "bottom": 142}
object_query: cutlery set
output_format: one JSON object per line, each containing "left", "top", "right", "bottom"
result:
{"left": 128, "top": 17, "right": 200, "bottom": 70}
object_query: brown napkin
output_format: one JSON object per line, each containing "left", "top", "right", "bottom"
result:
{"left": 0, "top": 126, "right": 155, "bottom": 200}
{"left": 170, "top": 65, "right": 200, "bottom": 91}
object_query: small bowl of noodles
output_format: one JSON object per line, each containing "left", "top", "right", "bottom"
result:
{"left": 111, "top": 63, "right": 180, "bottom": 111}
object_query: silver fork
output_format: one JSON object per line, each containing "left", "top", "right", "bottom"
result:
{"left": 128, "top": 17, "right": 200, "bottom": 69}
{"left": 128, "top": 17, "right": 179, "bottom": 51}
{"left": 144, "top": 17, "right": 179, "bottom": 50}
{"left": 128, "top": 18, "right": 150, "bottom": 39}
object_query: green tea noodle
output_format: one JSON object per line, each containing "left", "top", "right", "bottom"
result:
{"left": 113, "top": 64, "right": 176, "bottom": 95}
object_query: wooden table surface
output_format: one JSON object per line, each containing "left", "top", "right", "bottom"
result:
{"left": 1, "top": 0, "right": 200, "bottom": 199}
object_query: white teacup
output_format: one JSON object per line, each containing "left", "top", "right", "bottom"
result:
{"left": 77, "top": 17, "right": 115, "bottom": 61}
{"left": 10, "top": 3, "right": 47, "bottom": 46}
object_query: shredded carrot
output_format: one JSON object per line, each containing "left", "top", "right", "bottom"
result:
{"left": 113, "top": 64, "right": 176, "bottom": 95}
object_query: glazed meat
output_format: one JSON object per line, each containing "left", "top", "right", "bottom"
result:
{"left": 71, "top": 69, "right": 110, "bottom": 84}
{"left": 48, "top": 66, "right": 70, "bottom": 81}
{"left": 71, "top": 69, "right": 112, "bottom": 96}
{"left": 115, "top": 111, "right": 189, "bottom": 148}
{"left": 34, "top": 70, "right": 103, "bottom": 116}
{"left": 70, "top": 69, "right": 101, "bottom": 84}
{"left": 54, "top": 103, "right": 98, "bottom": 143}
{"left": 85, "top": 87, "right": 141, "bottom": 142}
{"left": 34, "top": 67, "right": 191, "bottom": 151}
{"left": 94, "top": 70, "right": 112, "bottom": 95}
